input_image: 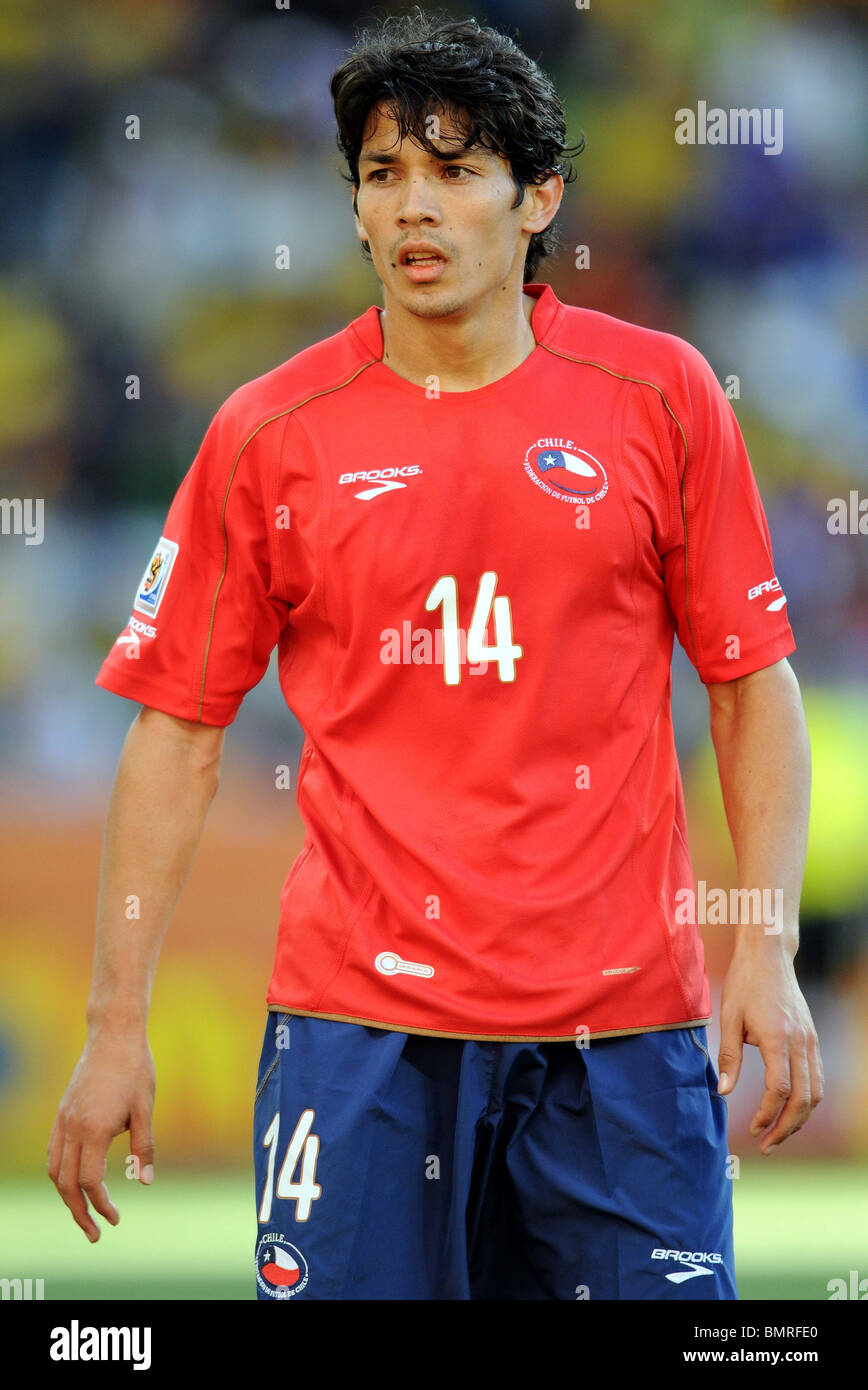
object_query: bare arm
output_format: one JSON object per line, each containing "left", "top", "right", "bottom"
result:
{"left": 48, "top": 706, "right": 225, "bottom": 1239}
{"left": 705, "top": 657, "right": 823, "bottom": 1152}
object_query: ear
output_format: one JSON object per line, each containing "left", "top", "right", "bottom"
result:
{"left": 352, "top": 186, "right": 369, "bottom": 246}
{"left": 522, "top": 172, "right": 564, "bottom": 237}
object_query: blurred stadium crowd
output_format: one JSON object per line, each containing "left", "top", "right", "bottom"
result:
{"left": 0, "top": 0, "right": 866, "bottom": 1166}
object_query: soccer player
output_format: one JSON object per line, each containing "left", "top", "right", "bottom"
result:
{"left": 49, "top": 10, "right": 823, "bottom": 1300}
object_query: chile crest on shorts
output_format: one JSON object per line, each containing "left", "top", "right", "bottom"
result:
{"left": 134, "top": 536, "right": 179, "bottom": 617}
{"left": 255, "top": 1233, "right": 309, "bottom": 1299}
{"left": 523, "top": 438, "right": 608, "bottom": 504}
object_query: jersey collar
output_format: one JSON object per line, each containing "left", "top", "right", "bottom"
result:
{"left": 350, "top": 281, "right": 563, "bottom": 363}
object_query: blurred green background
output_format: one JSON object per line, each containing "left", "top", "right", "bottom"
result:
{"left": 1, "top": 0, "right": 866, "bottom": 1299}
{"left": 3, "top": 1163, "right": 866, "bottom": 1299}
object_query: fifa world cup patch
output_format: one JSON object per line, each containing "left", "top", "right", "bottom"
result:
{"left": 134, "top": 536, "right": 179, "bottom": 617}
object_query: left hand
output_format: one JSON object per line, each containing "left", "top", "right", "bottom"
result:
{"left": 716, "top": 950, "right": 824, "bottom": 1154}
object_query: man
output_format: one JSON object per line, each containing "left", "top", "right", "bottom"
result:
{"left": 49, "top": 10, "right": 822, "bottom": 1300}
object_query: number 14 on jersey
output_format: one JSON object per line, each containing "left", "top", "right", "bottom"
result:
{"left": 425, "top": 571, "right": 523, "bottom": 686}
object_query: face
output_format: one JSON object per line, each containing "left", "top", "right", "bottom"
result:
{"left": 353, "top": 103, "right": 562, "bottom": 319}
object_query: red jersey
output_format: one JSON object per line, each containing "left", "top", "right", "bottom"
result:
{"left": 96, "top": 282, "right": 795, "bottom": 1040}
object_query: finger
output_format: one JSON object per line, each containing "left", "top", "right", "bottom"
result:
{"left": 47, "top": 1116, "right": 65, "bottom": 1183}
{"left": 749, "top": 1040, "right": 791, "bottom": 1139}
{"left": 129, "top": 1107, "right": 155, "bottom": 1185}
{"left": 807, "top": 1033, "right": 825, "bottom": 1112}
{"left": 760, "top": 1040, "right": 812, "bottom": 1153}
{"left": 55, "top": 1137, "right": 100, "bottom": 1243}
{"left": 717, "top": 1016, "right": 744, "bottom": 1095}
{"left": 79, "top": 1137, "right": 120, "bottom": 1226}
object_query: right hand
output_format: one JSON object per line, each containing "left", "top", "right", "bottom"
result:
{"left": 47, "top": 1026, "right": 156, "bottom": 1242}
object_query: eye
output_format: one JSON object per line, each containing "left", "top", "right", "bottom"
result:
{"left": 365, "top": 165, "right": 475, "bottom": 183}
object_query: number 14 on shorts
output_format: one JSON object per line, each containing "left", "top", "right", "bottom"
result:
{"left": 258, "top": 1110, "right": 323, "bottom": 1223}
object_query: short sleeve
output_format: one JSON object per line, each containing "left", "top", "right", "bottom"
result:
{"left": 660, "top": 343, "right": 796, "bottom": 684}
{"left": 95, "top": 400, "right": 290, "bottom": 725}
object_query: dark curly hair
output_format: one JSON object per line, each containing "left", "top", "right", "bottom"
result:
{"left": 330, "top": 7, "right": 583, "bottom": 283}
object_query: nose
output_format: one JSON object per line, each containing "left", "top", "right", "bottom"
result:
{"left": 396, "top": 171, "right": 442, "bottom": 228}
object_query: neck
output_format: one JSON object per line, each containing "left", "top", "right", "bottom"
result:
{"left": 378, "top": 286, "right": 538, "bottom": 392}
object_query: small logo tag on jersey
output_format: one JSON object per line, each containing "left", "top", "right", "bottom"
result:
{"left": 747, "top": 576, "right": 787, "bottom": 611}
{"left": 339, "top": 466, "right": 422, "bottom": 500}
{"left": 523, "top": 438, "right": 608, "bottom": 504}
{"left": 255, "top": 1234, "right": 309, "bottom": 1299}
{"left": 114, "top": 613, "right": 158, "bottom": 661}
{"left": 375, "top": 951, "right": 435, "bottom": 979}
{"left": 134, "top": 537, "right": 178, "bottom": 617}
{"left": 115, "top": 629, "right": 140, "bottom": 659}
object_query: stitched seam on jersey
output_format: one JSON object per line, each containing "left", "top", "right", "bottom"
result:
{"left": 288, "top": 411, "right": 329, "bottom": 626}
{"left": 279, "top": 403, "right": 343, "bottom": 732}
{"left": 273, "top": 413, "right": 321, "bottom": 691}
{"left": 196, "top": 360, "right": 378, "bottom": 720}
{"left": 281, "top": 838, "right": 314, "bottom": 899}
{"left": 614, "top": 384, "right": 685, "bottom": 1007}
{"left": 616, "top": 382, "right": 688, "bottom": 1014}
{"left": 540, "top": 344, "right": 700, "bottom": 670}
{"left": 634, "top": 379, "right": 677, "bottom": 558}
{"left": 310, "top": 876, "right": 379, "bottom": 1012}
{"left": 623, "top": 790, "right": 695, "bottom": 1018}
{"left": 280, "top": 746, "right": 315, "bottom": 893}
{"left": 273, "top": 411, "right": 294, "bottom": 601}
{"left": 258, "top": 412, "right": 291, "bottom": 697}
{"left": 616, "top": 383, "right": 652, "bottom": 735}
{"left": 678, "top": 459, "right": 701, "bottom": 675}
{"left": 537, "top": 357, "right": 692, "bottom": 1019}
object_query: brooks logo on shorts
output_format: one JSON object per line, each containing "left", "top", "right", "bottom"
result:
{"left": 651, "top": 1248, "right": 722, "bottom": 1282}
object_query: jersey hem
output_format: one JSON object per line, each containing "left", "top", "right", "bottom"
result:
{"left": 265, "top": 1004, "right": 713, "bottom": 1043}
{"left": 94, "top": 670, "right": 237, "bottom": 726}
{"left": 698, "top": 631, "right": 797, "bottom": 684}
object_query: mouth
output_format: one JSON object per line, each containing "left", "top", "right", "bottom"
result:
{"left": 398, "top": 245, "right": 448, "bottom": 283}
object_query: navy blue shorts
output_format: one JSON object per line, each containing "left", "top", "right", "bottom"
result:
{"left": 252, "top": 1014, "right": 737, "bottom": 1300}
